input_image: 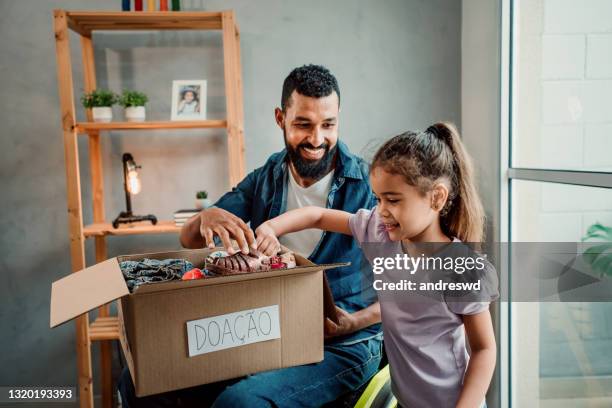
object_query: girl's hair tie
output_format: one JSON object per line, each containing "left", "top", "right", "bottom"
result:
{"left": 427, "top": 124, "right": 453, "bottom": 148}
{"left": 426, "top": 125, "right": 441, "bottom": 139}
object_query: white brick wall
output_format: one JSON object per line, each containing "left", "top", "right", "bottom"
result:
{"left": 542, "top": 35, "right": 585, "bottom": 80}
{"left": 515, "top": 181, "right": 612, "bottom": 242}
{"left": 536, "top": 0, "right": 612, "bottom": 172}
{"left": 541, "top": 183, "right": 612, "bottom": 213}
{"left": 584, "top": 124, "right": 612, "bottom": 170}
{"left": 582, "top": 211, "right": 612, "bottom": 233}
{"left": 541, "top": 81, "right": 584, "bottom": 124}
{"left": 587, "top": 35, "right": 612, "bottom": 78}
{"left": 525, "top": 0, "right": 612, "bottom": 243}
{"left": 540, "top": 125, "right": 583, "bottom": 168}
{"left": 544, "top": 0, "right": 612, "bottom": 34}
{"left": 539, "top": 213, "right": 583, "bottom": 241}
{"left": 514, "top": 0, "right": 612, "bottom": 241}
{"left": 582, "top": 80, "right": 612, "bottom": 122}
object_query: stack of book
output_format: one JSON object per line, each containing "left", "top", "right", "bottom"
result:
{"left": 173, "top": 209, "right": 201, "bottom": 227}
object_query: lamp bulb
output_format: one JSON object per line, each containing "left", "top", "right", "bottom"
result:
{"left": 127, "top": 170, "right": 141, "bottom": 195}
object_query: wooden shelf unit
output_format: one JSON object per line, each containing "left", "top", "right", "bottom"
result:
{"left": 66, "top": 11, "right": 225, "bottom": 34}
{"left": 53, "top": 9, "right": 246, "bottom": 408}
{"left": 83, "top": 220, "right": 181, "bottom": 237}
{"left": 75, "top": 119, "right": 227, "bottom": 133}
{"left": 89, "top": 317, "right": 120, "bottom": 341}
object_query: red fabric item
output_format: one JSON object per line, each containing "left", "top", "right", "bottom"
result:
{"left": 182, "top": 268, "right": 205, "bottom": 280}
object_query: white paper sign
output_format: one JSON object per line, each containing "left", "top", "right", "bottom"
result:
{"left": 186, "top": 305, "right": 281, "bottom": 357}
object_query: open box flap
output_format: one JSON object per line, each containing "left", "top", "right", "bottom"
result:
{"left": 133, "top": 262, "right": 351, "bottom": 295}
{"left": 50, "top": 258, "right": 128, "bottom": 328}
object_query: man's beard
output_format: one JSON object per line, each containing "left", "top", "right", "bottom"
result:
{"left": 284, "top": 131, "right": 338, "bottom": 181}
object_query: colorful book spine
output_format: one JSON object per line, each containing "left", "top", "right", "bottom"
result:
{"left": 147, "top": 0, "right": 155, "bottom": 11}
{"left": 135, "top": 0, "right": 143, "bottom": 11}
{"left": 172, "top": 0, "right": 180, "bottom": 11}
{"left": 122, "top": 0, "right": 130, "bottom": 11}
{"left": 160, "top": 0, "right": 168, "bottom": 11}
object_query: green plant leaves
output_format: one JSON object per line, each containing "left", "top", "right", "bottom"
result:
{"left": 81, "top": 89, "right": 149, "bottom": 108}
{"left": 120, "top": 90, "right": 148, "bottom": 108}
{"left": 582, "top": 223, "right": 612, "bottom": 278}
{"left": 582, "top": 222, "right": 612, "bottom": 242}
{"left": 81, "top": 89, "right": 118, "bottom": 108}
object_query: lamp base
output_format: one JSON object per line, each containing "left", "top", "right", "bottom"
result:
{"left": 112, "top": 211, "right": 157, "bottom": 229}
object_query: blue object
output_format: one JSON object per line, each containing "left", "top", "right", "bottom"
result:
{"left": 214, "top": 140, "right": 381, "bottom": 344}
{"left": 119, "top": 258, "right": 194, "bottom": 291}
{"left": 122, "top": 0, "right": 130, "bottom": 11}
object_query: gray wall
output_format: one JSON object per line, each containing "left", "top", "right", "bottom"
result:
{"left": 462, "top": 1, "right": 502, "bottom": 407}
{"left": 0, "top": 0, "right": 461, "bottom": 398}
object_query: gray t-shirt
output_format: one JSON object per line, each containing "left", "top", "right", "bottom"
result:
{"left": 349, "top": 208, "right": 493, "bottom": 408}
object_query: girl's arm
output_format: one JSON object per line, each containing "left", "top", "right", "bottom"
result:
{"left": 256, "top": 207, "right": 382, "bottom": 337}
{"left": 455, "top": 310, "right": 496, "bottom": 408}
{"left": 255, "top": 206, "right": 352, "bottom": 255}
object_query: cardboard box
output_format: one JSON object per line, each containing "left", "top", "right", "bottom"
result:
{"left": 50, "top": 248, "right": 345, "bottom": 397}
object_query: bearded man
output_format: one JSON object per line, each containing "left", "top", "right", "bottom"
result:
{"left": 119, "top": 64, "right": 382, "bottom": 408}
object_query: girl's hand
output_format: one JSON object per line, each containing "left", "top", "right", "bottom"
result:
{"left": 255, "top": 222, "right": 281, "bottom": 256}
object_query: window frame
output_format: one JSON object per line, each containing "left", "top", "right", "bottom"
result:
{"left": 502, "top": 1, "right": 612, "bottom": 407}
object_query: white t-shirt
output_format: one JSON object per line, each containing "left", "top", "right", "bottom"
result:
{"left": 278, "top": 169, "right": 334, "bottom": 257}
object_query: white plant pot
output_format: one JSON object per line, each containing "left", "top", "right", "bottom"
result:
{"left": 195, "top": 198, "right": 212, "bottom": 209}
{"left": 125, "top": 106, "right": 146, "bottom": 122}
{"left": 92, "top": 107, "right": 113, "bottom": 122}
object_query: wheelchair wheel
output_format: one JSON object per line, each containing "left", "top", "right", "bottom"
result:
{"left": 353, "top": 365, "right": 397, "bottom": 408}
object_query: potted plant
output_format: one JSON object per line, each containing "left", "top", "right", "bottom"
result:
{"left": 582, "top": 222, "right": 612, "bottom": 278}
{"left": 81, "top": 89, "right": 118, "bottom": 122}
{"left": 195, "top": 191, "right": 212, "bottom": 209}
{"left": 120, "top": 90, "right": 148, "bottom": 122}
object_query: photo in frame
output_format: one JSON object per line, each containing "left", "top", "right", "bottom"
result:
{"left": 171, "top": 80, "right": 207, "bottom": 121}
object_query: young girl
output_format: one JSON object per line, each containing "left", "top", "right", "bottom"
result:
{"left": 177, "top": 88, "right": 200, "bottom": 116}
{"left": 255, "top": 122, "right": 497, "bottom": 408}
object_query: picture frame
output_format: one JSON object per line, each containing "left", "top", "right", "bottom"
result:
{"left": 171, "top": 80, "right": 207, "bottom": 121}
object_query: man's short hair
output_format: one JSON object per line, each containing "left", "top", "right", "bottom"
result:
{"left": 281, "top": 64, "right": 340, "bottom": 111}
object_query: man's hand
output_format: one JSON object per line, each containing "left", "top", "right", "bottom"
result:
{"left": 324, "top": 306, "right": 359, "bottom": 339}
{"left": 324, "top": 302, "right": 381, "bottom": 340}
{"left": 197, "top": 207, "right": 256, "bottom": 254}
{"left": 254, "top": 222, "right": 281, "bottom": 256}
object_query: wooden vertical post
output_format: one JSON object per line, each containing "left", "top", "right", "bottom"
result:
{"left": 81, "top": 34, "right": 113, "bottom": 408}
{"left": 222, "top": 11, "right": 246, "bottom": 187}
{"left": 233, "top": 25, "right": 246, "bottom": 179}
{"left": 53, "top": 10, "right": 93, "bottom": 408}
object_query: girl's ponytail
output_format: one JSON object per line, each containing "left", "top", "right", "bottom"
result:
{"left": 429, "top": 122, "right": 485, "bottom": 243}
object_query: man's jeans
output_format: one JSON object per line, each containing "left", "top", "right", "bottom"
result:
{"left": 118, "top": 335, "right": 383, "bottom": 408}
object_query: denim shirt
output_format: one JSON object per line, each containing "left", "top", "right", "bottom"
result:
{"left": 214, "top": 140, "right": 382, "bottom": 344}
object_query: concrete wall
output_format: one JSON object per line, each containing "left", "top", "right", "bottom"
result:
{"left": 461, "top": 1, "right": 502, "bottom": 407}
{"left": 0, "top": 0, "right": 462, "bottom": 398}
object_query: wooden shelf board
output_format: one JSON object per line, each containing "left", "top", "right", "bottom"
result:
{"left": 64, "top": 11, "right": 224, "bottom": 34}
{"left": 75, "top": 120, "right": 227, "bottom": 133}
{"left": 89, "top": 316, "right": 120, "bottom": 341}
{"left": 84, "top": 220, "right": 181, "bottom": 237}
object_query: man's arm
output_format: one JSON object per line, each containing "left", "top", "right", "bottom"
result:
{"left": 180, "top": 169, "right": 259, "bottom": 253}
